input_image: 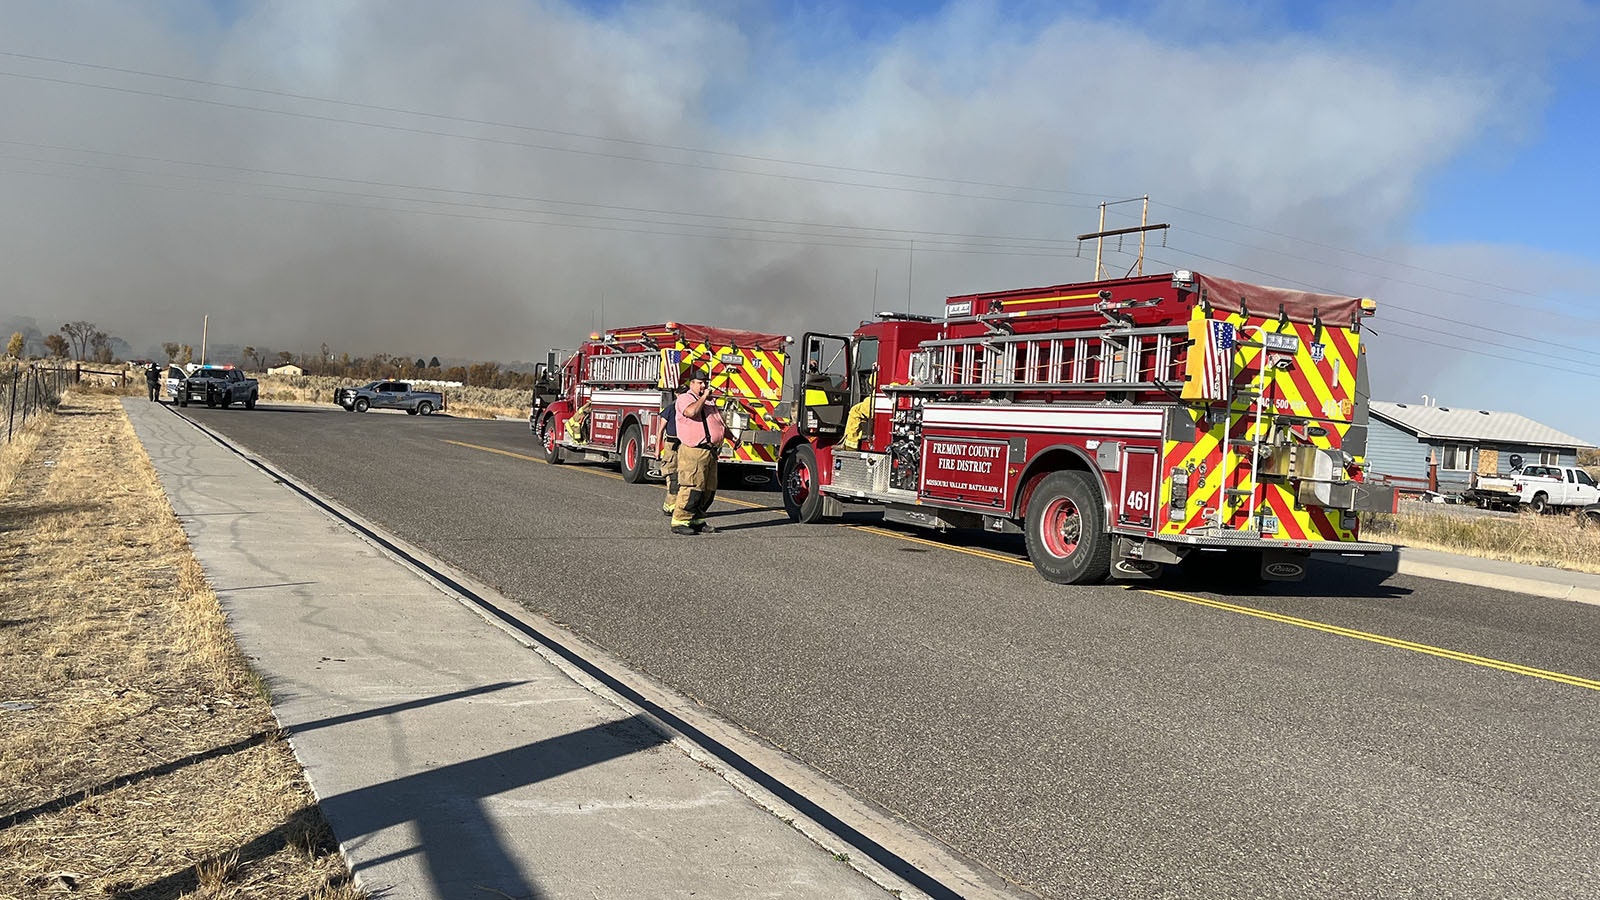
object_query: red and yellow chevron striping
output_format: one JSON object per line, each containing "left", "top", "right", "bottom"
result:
{"left": 1159, "top": 308, "right": 1365, "bottom": 544}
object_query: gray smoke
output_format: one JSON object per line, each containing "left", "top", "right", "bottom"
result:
{"left": 3, "top": 0, "right": 1597, "bottom": 437}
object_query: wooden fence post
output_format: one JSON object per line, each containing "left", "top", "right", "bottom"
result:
{"left": 6, "top": 363, "right": 16, "bottom": 443}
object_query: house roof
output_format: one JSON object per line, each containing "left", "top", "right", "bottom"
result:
{"left": 1370, "top": 401, "right": 1595, "bottom": 449}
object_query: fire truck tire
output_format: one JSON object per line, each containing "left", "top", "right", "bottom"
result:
{"left": 782, "top": 444, "right": 824, "bottom": 524}
{"left": 619, "top": 425, "right": 647, "bottom": 483}
{"left": 1024, "top": 471, "right": 1110, "bottom": 584}
{"left": 539, "top": 415, "right": 566, "bottom": 464}
{"left": 354, "top": 397, "right": 370, "bottom": 413}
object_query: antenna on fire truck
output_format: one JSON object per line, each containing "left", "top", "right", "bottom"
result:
{"left": 1076, "top": 195, "right": 1170, "bottom": 280}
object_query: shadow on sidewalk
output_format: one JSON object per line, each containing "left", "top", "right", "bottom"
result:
{"left": 320, "top": 713, "right": 667, "bottom": 899}
{"left": 5, "top": 681, "right": 668, "bottom": 899}
{"left": 0, "top": 681, "right": 531, "bottom": 830}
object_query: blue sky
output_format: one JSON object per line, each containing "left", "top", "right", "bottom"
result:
{"left": 5, "top": 0, "right": 1600, "bottom": 441}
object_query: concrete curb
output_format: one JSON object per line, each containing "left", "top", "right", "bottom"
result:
{"left": 1341, "top": 552, "right": 1600, "bottom": 607}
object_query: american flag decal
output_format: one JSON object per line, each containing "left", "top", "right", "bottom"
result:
{"left": 659, "top": 349, "right": 683, "bottom": 388}
{"left": 1181, "top": 317, "right": 1235, "bottom": 402}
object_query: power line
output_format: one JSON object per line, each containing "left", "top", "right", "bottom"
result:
{"left": 0, "top": 66, "right": 1101, "bottom": 212}
{"left": 0, "top": 48, "right": 1115, "bottom": 202}
{"left": 0, "top": 160, "right": 1093, "bottom": 259}
{"left": 1151, "top": 200, "right": 1551, "bottom": 302}
{"left": 0, "top": 138, "right": 1082, "bottom": 250}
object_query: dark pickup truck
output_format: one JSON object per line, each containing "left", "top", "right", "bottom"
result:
{"left": 177, "top": 366, "right": 259, "bottom": 409}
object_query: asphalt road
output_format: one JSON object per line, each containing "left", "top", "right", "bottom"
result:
{"left": 173, "top": 402, "right": 1600, "bottom": 900}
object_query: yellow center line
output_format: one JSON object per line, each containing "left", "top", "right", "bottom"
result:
{"left": 851, "top": 524, "right": 1034, "bottom": 568}
{"left": 447, "top": 439, "right": 1598, "bottom": 692}
{"left": 1142, "top": 588, "right": 1600, "bottom": 692}
{"left": 441, "top": 439, "right": 770, "bottom": 509}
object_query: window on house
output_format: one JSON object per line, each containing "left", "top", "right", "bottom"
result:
{"left": 1539, "top": 449, "right": 1560, "bottom": 465}
{"left": 1441, "top": 444, "right": 1472, "bottom": 471}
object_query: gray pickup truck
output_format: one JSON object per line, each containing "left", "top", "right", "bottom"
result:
{"left": 176, "top": 365, "right": 259, "bottom": 409}
{"left": 335, "top": 380, "right": 445, "bottom": 416}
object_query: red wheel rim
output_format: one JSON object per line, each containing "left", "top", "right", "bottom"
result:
{"left": 625, "top": 437, "right": 637, "bottom": 470}
{"left": 788, "top": 460, "right": 811, "bottom": 506}
{"left": 1040, "top": 496, "right": 1081, "bottom": 558}
{"left": 544, "top": 422, "right": 556, "bottom": 454}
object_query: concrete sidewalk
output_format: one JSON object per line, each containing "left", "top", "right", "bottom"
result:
{"left": 1348, "top": 545, "right": 1600, "bottom": 607}
{"left": 123, "top": 400, "right": 909, "bottom": 900}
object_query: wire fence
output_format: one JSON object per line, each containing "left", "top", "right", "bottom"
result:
{"left": 2, "top": 364, "right": 71, "bottom": 445}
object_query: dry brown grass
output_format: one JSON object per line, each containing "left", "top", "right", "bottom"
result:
{"left": 1365, "top": 502, "right": 1600, "bottom": 575}
{"left": 0, "top": 405, "right": 51, "bottom": 500}
{"left": 254, "top": 373, "right": 527, "bottom": 419}
{"left": 0, "top": 393, "right": 361, "bottom": 899}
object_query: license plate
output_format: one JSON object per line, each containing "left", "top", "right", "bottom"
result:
{"left": 1259, "top": 515, "right": 1279, "bottom": 534}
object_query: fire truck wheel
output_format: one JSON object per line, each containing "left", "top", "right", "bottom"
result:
{"left": 353, "top": 397, "right": 370, "bottom": 413}
{"left": 619, "top": 425, "right": 647, "bottom": 483}
{"left": 782, "top": 444, "right": 824, "bottom": 524}
{"left": 1024, "top": 471, "right": 1110, "bottom": 584}
{"left": 541, "top": 416, "right": 566, "bottom": 464}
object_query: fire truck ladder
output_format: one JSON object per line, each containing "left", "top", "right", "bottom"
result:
{"left": 1218, "top": 330, "right": 1274, "bottom": 532}
{"left": 586, "top": 352, "right": 661, "bottom": 386}
{"left": 906, "top": 324, "right": 1189, "bottom": 392}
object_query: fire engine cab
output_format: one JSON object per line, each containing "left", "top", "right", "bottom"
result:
{"left": 777, "top": 271, "right": 1394, "bottom": 584}
{"left": 536, "top": 323, "right": 790, "bottom": 481}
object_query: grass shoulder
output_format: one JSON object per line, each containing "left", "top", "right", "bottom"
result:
{"left": 1364, "top": 500, "right": 1600, "bottom": 575}
{"left": 0, "top": 393, "right": 362, "bottom": 899}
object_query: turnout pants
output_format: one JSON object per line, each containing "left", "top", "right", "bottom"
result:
{"left": 671, "top": 446, "right": 718, "bottom": 527}
{"left": 660, "top": 440, "right": 679, "bottom": 512}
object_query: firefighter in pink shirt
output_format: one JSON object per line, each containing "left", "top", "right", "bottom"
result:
{"left": 670, "top": 370, "right": 726, "bottom": 535}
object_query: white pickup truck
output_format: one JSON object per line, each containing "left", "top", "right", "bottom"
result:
{"left": 1509, "top": 465, "right": 1600, "bottom": 514}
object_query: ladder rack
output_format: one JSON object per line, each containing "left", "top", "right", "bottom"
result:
{"left": 901, "top": 325, "right": 1188, "bottom": 393}
{"left": 586, "top": 351, "right": 661, "bottom": 386}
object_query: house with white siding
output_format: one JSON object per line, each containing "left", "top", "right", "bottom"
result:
{"left": 1365, "top": 400, "right": 1594, "bottom": 494}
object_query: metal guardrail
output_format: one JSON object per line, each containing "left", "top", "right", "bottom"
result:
{"left": 2, "top": 364, "right": 71, "bottom": 445}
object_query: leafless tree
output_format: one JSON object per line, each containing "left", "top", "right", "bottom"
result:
{"left": 61, "top": 321, "right": 97, "bottom": 360}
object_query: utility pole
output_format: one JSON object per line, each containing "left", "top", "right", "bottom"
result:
{"left": 200, "top": 314, "right": 208, "bottom": 366}
{"left": 906, "top": 240, "right": 914, "bottom": 314}
{"left": 1077, "top": 195, "right": 1168, "bottom": 279}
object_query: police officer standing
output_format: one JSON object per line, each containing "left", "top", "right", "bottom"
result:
{"left": 669, "top": 370, "right": 726, "bottom": 535}
{"left": 144, "top": 362, "right": 162, "bottom": 402}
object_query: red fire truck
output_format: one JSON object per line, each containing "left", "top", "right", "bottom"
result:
{"left": 536, "top": 323, "right": 790, "bottom": 481}
{"left": 776, "top": 270, "right": 1394, "bottom": 584}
